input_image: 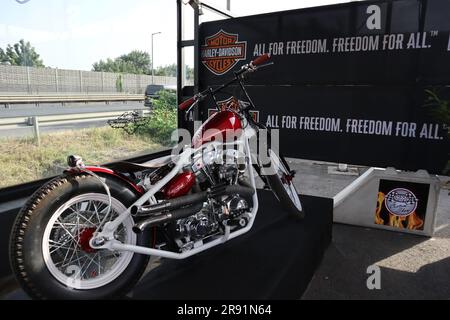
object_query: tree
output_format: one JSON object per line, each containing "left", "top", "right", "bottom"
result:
{"left": 130, "top": 89, "right": 177, "bottom": 146}
{"left": 154, "top": 63, "right": 194, "bottom": 79}
{"left": 154, "top": 64, "right": 177, "bottom": 77}
{"left": 115, "top": 74, "right": 123, "bottom": 92}
{"left": 424, "top": 89, "right": 450, "bottom": 176}
{"left": 0, "top": 39, "right": 44, "bottom": 67}
{"left": 92, "top": 50, "right": 151, "bottom": 74}
{"left": 119, "top": 50, "right": 151, "bottom": 74}
{"left": 186, "top": 65, "right": 194, "bottom": 80}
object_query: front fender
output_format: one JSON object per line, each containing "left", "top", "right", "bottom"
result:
{"left": 64, "top": 166, "right": 144, "bottom": 195}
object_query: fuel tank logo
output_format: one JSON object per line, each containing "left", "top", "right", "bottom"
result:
{"left": 208, "top": 97, "right": 259, "bottom": 122}
{"left": 201, "top": 30, "right": 247, "bottom": 75}
{"left": 384, "top": 188, "right": 418, "bottom": 217}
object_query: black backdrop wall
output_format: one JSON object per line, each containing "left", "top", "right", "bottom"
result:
{"left": 198, "top": 0, "right": 450, "bottom": 174}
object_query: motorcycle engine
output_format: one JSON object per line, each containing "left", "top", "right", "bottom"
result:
{"left": 176, "top": 194, "right": 249, "bottom": 244}
{"left": 174, "top": 146, "right": 250, "bottom": 250}
{"left": 191, "top": 146, "right": 247, "bottom": 186}
{"left": 177, "top": 208, "right": 218, "bottom": 241}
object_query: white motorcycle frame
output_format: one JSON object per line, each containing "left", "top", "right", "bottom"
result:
{"left": 90, "top": 126, "right": 260, "bottom": 260}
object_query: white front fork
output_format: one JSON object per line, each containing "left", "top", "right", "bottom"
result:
{"left": 91, "top": 133, "right": 259, "bottom": 259}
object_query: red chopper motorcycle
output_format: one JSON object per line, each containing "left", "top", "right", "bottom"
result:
{"left": 9, "top": 54, "right": 304, "bottom": 299}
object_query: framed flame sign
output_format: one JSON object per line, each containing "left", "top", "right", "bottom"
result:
{"left": 375, "top": 180, "right": 430, "bottom": 231}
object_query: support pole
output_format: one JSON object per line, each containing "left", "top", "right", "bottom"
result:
{"left": 55, "top": 68, "right": 59, "bottom": 93}
{"left": 26, "top": 66, "right": 31, "bottom": 94}
{"left": 79, "top": 70, "right": 83, "bottom": 93}
{"left": 177, "top": 0, "right": 182, "bottom": 105}
{"left": 193, "top": 0, "right": 200, "bottom": 122}
{"left": 32, "top": 116, "right": 40, "bottom": 146}
{"left": 101, "top": 72, "right": 105, "bottom": 93}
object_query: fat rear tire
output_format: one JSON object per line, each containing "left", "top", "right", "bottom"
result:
{"left": 9, "top": 173, "right": 150, "bottom": 300}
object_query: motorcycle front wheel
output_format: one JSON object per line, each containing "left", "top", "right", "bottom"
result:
{"left": 9, "top": 174, "right": 150, "bottom": 299}
{"left": 265, "top": 150, "right": 305, "bottom": 219}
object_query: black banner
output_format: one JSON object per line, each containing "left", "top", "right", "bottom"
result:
{"left": 198, "top": 0, "right": 450, "bottom": 174}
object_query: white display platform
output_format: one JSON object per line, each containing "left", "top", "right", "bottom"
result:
{"left": 333, "top": 167, "right": 443, "bottom": 236}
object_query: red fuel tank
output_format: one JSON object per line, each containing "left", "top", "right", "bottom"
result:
{"left": 192, "top": 110, "right": 242, "bottom": 148}
{"left": 164, "top": 171, "right": 196, "bottom": 199}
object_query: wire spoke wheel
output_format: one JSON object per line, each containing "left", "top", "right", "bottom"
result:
{"left": 268, "top": 150, "right": 304, "bottom": 215}
{"left": 42, "top": 193, "right": 136, "bottom": 290}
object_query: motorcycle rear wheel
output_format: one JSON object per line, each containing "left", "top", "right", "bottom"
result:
{"left": 9, "top": 173, "right": 150, "bottom": 299}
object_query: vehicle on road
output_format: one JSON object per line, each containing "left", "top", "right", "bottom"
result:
{"left": 144, "top": 85, "right": 164, "bottom": 107}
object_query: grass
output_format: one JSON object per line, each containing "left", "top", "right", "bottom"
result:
{"left": 0, "top": 127, "right": 166, "bottom": 188}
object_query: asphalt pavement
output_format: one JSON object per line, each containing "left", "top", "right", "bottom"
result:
{"left": 1, "top": 120, "right": 114, "bottom": 138}
{"left": 0, "top": 101, "right": 147, "bottom": 137}
{"left": 0, "top": 101, "right": 146, "bottom": 118}
{"left": 283, "top": 158, "right": 450, "bottom": 300}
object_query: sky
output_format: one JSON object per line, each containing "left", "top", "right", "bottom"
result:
{"left": 0, "top": 0, "right": 363, "bottom": 71}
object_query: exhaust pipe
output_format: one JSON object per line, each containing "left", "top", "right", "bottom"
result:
{"left": 131, "top": 183, "right": 255, "bottom": 233}
{"left": 130, "top": 184, "right": 255, "bottom": 216}
{"left": 131, "top": 192, "right": 208, "bottom": 216}
{"left": 133, "top": 202, "right": 204, "bottom": 233}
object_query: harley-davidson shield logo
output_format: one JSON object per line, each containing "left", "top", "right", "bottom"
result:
{"left": 208, "top": 96, "right": 259, "bottom": 122}
{"left": 201, "top": 30, "right": 247, "bottom": 75}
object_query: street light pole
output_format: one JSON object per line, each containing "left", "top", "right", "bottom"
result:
{"left": 151, "top": 31, "right": 162, "bottom": 84}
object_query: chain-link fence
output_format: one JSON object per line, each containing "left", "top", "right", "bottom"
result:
{"left": 0, "top": 65, "right": 178, "bottom": 94}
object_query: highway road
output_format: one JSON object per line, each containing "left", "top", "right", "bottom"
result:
{"left": 0, "top": 101, "right": 148, "bottom": 138}
{"left": 0, "top": 101, "right": 146, "bottom": 118}
{"left": 0, "top": 119, "right": 115, "bottom": 138}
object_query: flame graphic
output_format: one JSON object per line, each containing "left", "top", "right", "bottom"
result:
{"left": 375, "top": 192, "right": 385, "bottom": 225}
{"left": 407, "top": 212, "right": 424, "bottom": 230}
{"left": 389, "top": 214, "right": 407, "bottom": 229}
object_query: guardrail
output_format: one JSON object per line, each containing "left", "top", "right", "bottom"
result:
{"left": 0, "top": 93, "right": 145, "bottom": 106}
{"left": 0, "top": 109, "right": 150, "bottom": 145}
